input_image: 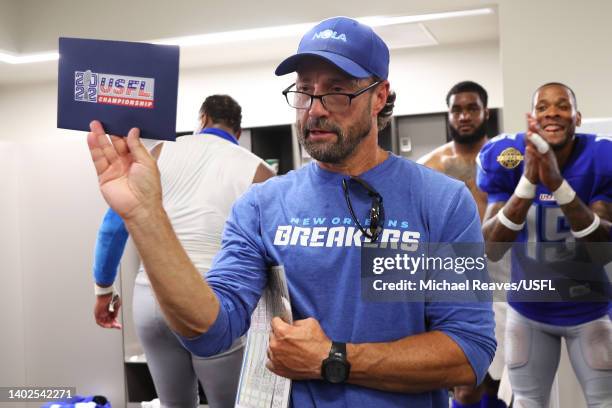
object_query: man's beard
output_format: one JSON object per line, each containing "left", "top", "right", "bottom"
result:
{"left": 298, "top": 111, "right": 372, "bottom": 164}
{"left": 448, "top": 121, "right": 487, "bottom": 145}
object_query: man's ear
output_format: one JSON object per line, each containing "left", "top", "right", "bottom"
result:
{"left": 374, "top": 81, "right": 390, "bottom": 116}
{"left": 200, "top": 114, "right": 209, "bottom": 128}
{"left": 575, "top": 111, "right": 582, "bottom": 128}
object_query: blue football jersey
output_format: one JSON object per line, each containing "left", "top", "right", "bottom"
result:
{"left": 477, "top": 132, "right": 612, "bottom": 325}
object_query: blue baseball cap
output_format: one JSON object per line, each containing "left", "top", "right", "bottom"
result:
{"left": 275, "top": 16, "right": 389, "bottom": 79}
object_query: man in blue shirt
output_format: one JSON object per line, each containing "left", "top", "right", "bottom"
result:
{"left": 477, "top": 82, "right": 612, "bottom": 407}
{"left": 87, "top": 16, "right": 495, "bottom": 407}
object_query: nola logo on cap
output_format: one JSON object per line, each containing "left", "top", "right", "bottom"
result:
{"left": 312, "top": 29, "right": 347, "bottom": 42}
{"left": 74, "top": 70, "right": 155, "bottom": 109}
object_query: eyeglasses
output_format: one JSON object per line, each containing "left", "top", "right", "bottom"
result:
{"left": 342, "top": 176, "right": 385, "bottom": 242}
{"left": 282, "top": 81, "right": 381, "bottom": 113}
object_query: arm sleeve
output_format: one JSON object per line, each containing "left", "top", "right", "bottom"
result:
{"left": 93, "top": 208, "right": 129, "bottom": 286}
{"left": 426, "top": 186, "right": 497, "bottom": 385}
{"left": 476, "top": 141, "right": 518, "bottom": 204}
{"left": 591, "top": 137, "right": 612, "bottom": 204}
{"left": 177, "top": 187, "right": 269, "bottom": 357}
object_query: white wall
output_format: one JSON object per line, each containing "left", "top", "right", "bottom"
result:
{"left": 390, "top": 40, "right": 502, "bottom": 115}
{"left": 579, "top": 118, "right": 612, "bottom": 135}
{"left": 0, "top": 40, "right": 502, "bottom": 141}
{"left": 0, "top": 81, "right": 65, "bottom": 141}
{"left": 498, "top": 0, "right": 612, "bottom": 132}
{"left": 0, "top": 138, "right": 126, "bottom": 407}
{"left": 0, "top": 0, "right": 19, "bottom": 52}
{"left": 19, "top": 137, "right": 126, "bottom": 403}
{"left": 0, "top": 142, "right": 25, "bottom": 388}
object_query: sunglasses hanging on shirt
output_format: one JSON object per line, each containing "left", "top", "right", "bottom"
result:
{"left": 341, "top": 176, "right": 385, "bottom": 242}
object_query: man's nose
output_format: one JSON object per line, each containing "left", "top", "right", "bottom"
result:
{"left": 459, "top": 111, "right": 471, "bottom": 121}
{"left": 544, "top": 106, "right": 560, "bottom": 118}
{"left": 308, "top": 96, "right": 329, "bottom": 118}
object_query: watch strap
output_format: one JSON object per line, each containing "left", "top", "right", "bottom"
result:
{"left": 330, "top": 341, "right": 347, "bottom": 358}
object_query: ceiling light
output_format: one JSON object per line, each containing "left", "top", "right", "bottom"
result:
{"left": 358, "top": 8, "right": 493, "bottom": 27}
{"left": 0, "top": 51, "right": 59, "bottom": 64}
{"left": 0, "top": 8, "right": 494, "bottom": 64}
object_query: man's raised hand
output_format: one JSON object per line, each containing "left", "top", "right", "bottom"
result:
{"left": 87, "top": 120, "right": 162, "bottom": 221}
{"left": 525, "top": 114, "right": 563, "bottom": 191}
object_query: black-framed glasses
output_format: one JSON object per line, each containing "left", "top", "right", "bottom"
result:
{"left": 342, "top": 176, "right": 385, "bottom": 242}
{"left": 282, "top": 81, "right": 381, "bottom": 113}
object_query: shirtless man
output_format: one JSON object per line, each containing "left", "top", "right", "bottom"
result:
{"left": 418, "top": 81, "right": 489, "bottom": 220}
{"left": 419, "top": 81, "right": 507, "bottom": 408}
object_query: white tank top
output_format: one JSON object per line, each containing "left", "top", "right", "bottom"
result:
{"left": 135, "top": 134, "right": 265, "bottom": 285}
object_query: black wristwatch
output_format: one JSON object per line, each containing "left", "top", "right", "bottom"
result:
{"left": 321, "top": 341, "right": 351, "bottom": 384}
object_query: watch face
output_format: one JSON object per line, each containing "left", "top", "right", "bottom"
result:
{"left": 324, "top": 359, "right": 348, "bottom": 384}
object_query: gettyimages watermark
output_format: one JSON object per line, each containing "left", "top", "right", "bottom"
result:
{"left": 360, "top": 242, "right": 612, "bottom": 303}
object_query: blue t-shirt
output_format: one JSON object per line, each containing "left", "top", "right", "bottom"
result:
{"left": 477, "top": 132, "right": 612, "bottom": 325}
{"left": 180, "top": 154, "right": 496, "bottom": 408}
